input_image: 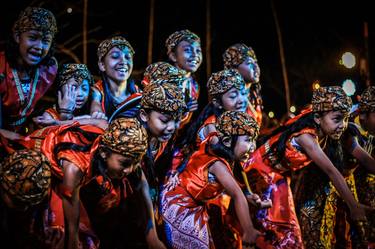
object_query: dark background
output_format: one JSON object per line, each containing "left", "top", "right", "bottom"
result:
{"left": 1, "top": 0, "right": 373, "bottom": 119}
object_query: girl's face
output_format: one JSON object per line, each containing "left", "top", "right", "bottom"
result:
{"left": 141, "top": 110, "right": 177, "bottom": 142}
{"left": 171, "top": 40, "right": 202, "bottom": 73}
{"left": 15, "top": 30, "right": 52, "bottom": 67}
{"left": 233, "top": 135, "right": 256, "bottom": 162}
{"left": 237, "top": 57, "right": 260, "bottom": 83}
{"left": 63, "top": 78, "right": 90, "bottom": 109}
{"left": 361, "top": 112, "right": 375, "bottom": 135}
{"left": 220, "top": 86, "right": 248, "bottom": 112}
{"left": 105, "top": 152, "right": 139, "bottom": 179}
{"left": 99, "top": 46, "right": 133, "bottom": 84}
{"left": 317, "top": 110, "right": 349, "bottom": 140}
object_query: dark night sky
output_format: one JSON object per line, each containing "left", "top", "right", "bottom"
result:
{"left": 1, "top": 0, "right": 373, "bottom": 119}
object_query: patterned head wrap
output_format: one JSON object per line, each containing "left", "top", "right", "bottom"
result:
{"left": 207, "top": 69, "right": 245, "bottom": 97}
{"left": 0, "top": 149, "right": 51, "bottom": 208}
{"left": 216, "top": 111, "right": 259, "bottom": 140}
{"left": 56, "top": 64, "right": 94, "bottom": 88}
{"left": 142, "top": 61, "right": 187, "bottom": 86}
{"left": 312, "top": 86, "right": 352, "bottom": 113}
{"left": 13, "top": 7, "right": 57, "bottom": 37}
{"left": 101, "top": 118, "right": 148, "bottom": 160}
{"left": 141, "top": 82, "right": 187, "bottom": 120}
{"left": 165, "top": 29, "right": 201, "bottom": 55}
{"left": 223, "top": 43, "right": 257, "bottom": 69}
{"left": 359, "top": 86, "right": 375, "bottom": 113}
{"left": 97, "top": 36, "right": 135, "bottom": 61}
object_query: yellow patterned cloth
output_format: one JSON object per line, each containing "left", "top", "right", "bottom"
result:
{"left": 165, "top": 29, "right": 200, "bottom": 55}
{"left": 312, "top": 86, "right": 352, "bottom": 113}
{"left": 101, "top": 117, "right": 148, "bottom": 159}
{"left": 359, "top": 86, "right": 375, "bottom": 113}
{"left": 56, "top": 63, "right": 94, "bottom": 88}
{"left": 223, "top": 43, "right": 257, "bottom": 69}
{"left": 141, "top": 82, "right": 187, "bottom": 120}
{"left": 216, "top": 111, "right": 259, "bottom": 140}
{"left": 0, "top": 149, "right": 51, "bottom": 208}
{"left": 207, "top": 69, "right": 245, "bottom": 97}
{"left": 97, "top": 36, "right": 134, "bottom": 61}
{"left": 13, "top": 7, "right": 57, "bottom": 36}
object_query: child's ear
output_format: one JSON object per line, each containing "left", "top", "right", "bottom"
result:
{"left": 139, "top": 109, "right": 149, "bottom": 123}
{"left": 13, "top": 32, "right": 20, "bottom": 44}
{"left": 222, "top": 136, "right": 232, "bottom": 147}
{"left": 313, "top": 113, "right": 321, "bottom": 125}
{"left": 98, "top": 61, "right": 105, "bottom": 72}
{"left": 168, "top": 52, "right": 177, "bottom": 63}
{"left": 212, "top": 98, "right": 222, "bottom": 109}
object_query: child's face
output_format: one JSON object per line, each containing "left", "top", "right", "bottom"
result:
{"left": 361, "top": 112, "right": 375, "bottom": 135}
{"left": 172, "top": 40, "right": 202, "bottom": 73}
{"left": 99, "top": 46, "right": 133, "bottom": 84}
{"left": 62, "top": 78, "right": 90, "bottom": 109}
{"left": 105, "top": 151, "right": 139, "bottom": 179}
{"left": 237, "top": 56, "right": 260, "bottom": 83}
{"left": 15, "top": 30, "right": 52, "bottom": 66}
{"left": 318, "top": 110, "right": 349, "bottom": 140}
{"left": 141, "top": 110, "right": 178, "bottom": 142}
{"left": 233, "top": 135, "right": 256, "bottom": 162}
{"left": 220, "top": 86, "right": 248, "bottom": 112}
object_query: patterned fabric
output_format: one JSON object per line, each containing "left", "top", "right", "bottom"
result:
{"left": 142, "top": 61, "right": 187, "bottom": 86}
{"left": 56, "top": 63, "right": 94, "bottom": 88}
{"left": 165, "top": 29, "right": 200, "bottom": 55}
{"left": 312, "top": 86, "right": 352, "bottom": 113}
{"left": 359, "top": 86, "right": 375, "bottom": 113}
{"left": 160, "top": 136, "right": 232, "bottom": 249}
{"left": 97, "top": 36, "right": 134, "bottom": 61}
{"left": 0, "top": 149, "right": 51, "bottom": 208}
{"left": 216, "top": 111, "right": 259, "bottom": 140}
{"left": 207, "top": 69, "right": 245, "bottom": 97}
{"left": 141, "top": 82, "right": 187, "bottom": 120}
{"left": 101, "top": 117, "right": 148, "bottom": 159}
{"left": 223, "top": 43, "right": 257, "bottom": 69}
{"left": 13, "top": 7, "right": 57, "bottom": 36}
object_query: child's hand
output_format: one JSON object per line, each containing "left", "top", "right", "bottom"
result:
{"left": 58, "top": 84, "right": 77, "bottom": 112}
{"left": 164, "top": 171, "right": 180, "bottom": 191}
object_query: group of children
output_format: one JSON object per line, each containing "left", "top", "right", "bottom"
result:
{"left": 0, "top": 6, "right": 374, "bottom": 249}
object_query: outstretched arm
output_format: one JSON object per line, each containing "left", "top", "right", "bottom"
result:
{"left": 61, "top": 160, "right": 84, "bottom": 249}
{"left": 296, "top": 133, "right": 367, "bottom": 221}
{"left": 140, "top": 171, "right": 166, "bottom": 249}
{"left": 210, "top": 161, "right": 260, "bottom": 247}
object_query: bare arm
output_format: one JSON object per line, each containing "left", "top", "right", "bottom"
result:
{"left": 296, "top": 133, "right": 366, "bottom": 220}
{"left": 140, "top": 171, "right": 166, "bottom": 249}
{"left": 345, "top": 135, "right": 375, "bottom": 174}
{"left": 90, "top": 88, "right": 104, "bottom": 114}
{"left": 61, "top": 160, "right": 84, "bottom": 249}
{"left": 209, "top": 161, "right": 260, "bottom": 245}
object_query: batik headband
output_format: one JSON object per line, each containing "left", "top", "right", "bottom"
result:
{"left": 13, "top": 7, "right": 57, "bottom": 37}
{"left": 142, "top": 61, "right": 187, "bottom": 86}
{"left": 359, "top": 86, "right": 375, "bottom": 113}
{"left": 207, "top": 69, "right": 245, "bottom": 97}
{"left": 165, "top": 29, "right": 200, "bottom": 55}
{"left": 216, "top": 111, "right": 259, "bottom": 140}
{"left": 56, "top": 63, "right": 94, "bottom": 88}
{"left": 97, "top": 36, "right": 135, "bottom": 61}
{"left": 312, "top": 86, "right": 352, "bottom": 113}
{"left": 223, "top": 43, "right": 257, "bottom": 69}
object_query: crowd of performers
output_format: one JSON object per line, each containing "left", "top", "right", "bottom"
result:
{"left": 0, "top": 6, "right": 374, "bottom": 249}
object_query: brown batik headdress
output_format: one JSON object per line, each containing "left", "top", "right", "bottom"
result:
{"left": 312, "top": 86, "right": 352, "bottom": 113}
{"left": 165, "top": 29, "right": 201, "bottom": 55}
{"left": 142, "top": 61, "right": 187, "bottom": 87}
{"left": 101, "top": 117, "right": 148, "bottom": 160}
{"left": 56, "top": 63, "right": 94, "bottom": 88}
{"left": 359, "top": 86, "right": 375, "bottom": 113}
{"left": 207, "top": 69, "right": 245, "bottom": 97}
{"left": 223, "top": 43, "right": 257, "bottom": 69}
{"left": 0, "top": 149, "right": 51, "bottom": 208}
{"left": 13, "top": 7, "right": 57, "bottom": 37}
{"left": 141, "top": 82, "right": 187, "bottom": 120}
{"left": 97, "top": 36, "right": 135, "bottom": 61}
{"left": 216, "top": 111, "right": 259, "bottom": 140}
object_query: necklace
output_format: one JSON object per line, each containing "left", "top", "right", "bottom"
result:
{"left": 12, "top": 68, "right": 39, "bottom": 115}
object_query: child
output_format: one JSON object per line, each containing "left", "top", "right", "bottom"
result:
{"left": 0, "top": 7, "right": 58, "bottom": 134}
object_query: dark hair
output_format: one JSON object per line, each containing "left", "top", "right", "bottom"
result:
{"left": 101, "top": 73, "right": 138, "bottom": 117}
{"left": 5, "top": 33, "right": 56, "bottom": 69}
{"left": 261, "top": 112, "right": 318, "bottom": 162}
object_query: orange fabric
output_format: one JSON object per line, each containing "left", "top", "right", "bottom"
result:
{"left": 180, "top": 137, "right": 232, "bottom": 201}
{"left": 45, "top": 107, "right": 61, "bottom": 120}
{"left": 0, "top": 52, "right": 57, "bottom": 132}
